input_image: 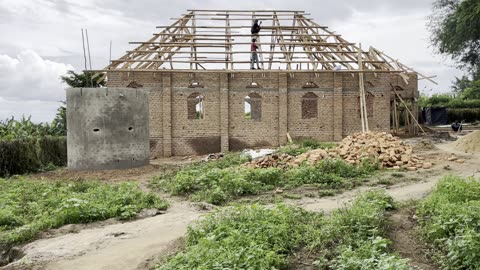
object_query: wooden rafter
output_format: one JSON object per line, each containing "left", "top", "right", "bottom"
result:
{"left": 95, "top": 9, "right": 436, "bottom": 85}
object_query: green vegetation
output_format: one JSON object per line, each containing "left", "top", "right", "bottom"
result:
{"left": 60, "top": 70, "right": 105, "bottom": 88}
{"left": 428, "top": 0, "right": 480, "bottom": 116}
{"left": 0, "top": 178, "right": 168, "bottom": 246}
{"left": 419, "top": 93, "right": 480, "bottom": 109}
{"left": 150, "top": 153, "right": 377, "bottom": 205}
{"left": 429, "top": 0, "right": 480, "bottom": 75}
{"left": 0, "top": 136, "right": 67, "bottom": 177}
{"left": 418, "top": 93, "right": 480, "bottom": 122}
{"left": 1, "top": 110, "right": 68, "bottom": 176}
{"left": 416, "top": 176, "right": 480, "bottom": 269}
{"left": 277, "top": 140, "right": 335, "bottom": 156}
{"left": 0, "top": 114, "right": 66, "bottom": 139}
{"left": 156, "top": 191, "right": 410, "bottom": 269}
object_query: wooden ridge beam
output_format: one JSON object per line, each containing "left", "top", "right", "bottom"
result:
{"left": 111, "top": 59, "right": 387, "bottom": 64}
{"left": 92, "top": 69, "right": 402, "bottom": 73}
{"left": 129, "top": 42, "right": 355, "bottom": 46}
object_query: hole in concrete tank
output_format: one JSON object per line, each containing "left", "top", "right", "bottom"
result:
{"left": 128, "top": 127, "right": 133, "bottom": 131}
{"left": 93, "top": 128, "right": 100, "bottom": 132}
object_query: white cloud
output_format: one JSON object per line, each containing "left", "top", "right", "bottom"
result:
{"left": 0, "top": 50, "right": 72, "bottom": 122}
{"left": 0, "top": 50, "right": 72, "bottom": 101}
{"left": 0, "top": 97, "right": 62, "bottom": 123}
{"left": 0, "top": 0, "right": 470, "bottom": 122}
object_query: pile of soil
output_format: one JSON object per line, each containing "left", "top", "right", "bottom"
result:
{"left": 452, "top": 130, "right": 480, "bottom": 153}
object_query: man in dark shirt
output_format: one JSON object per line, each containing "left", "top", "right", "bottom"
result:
{"left": 251, "top": 20, "right": 261, "bottom": 35}
{"left": 250, "top": 38, "right": 260, "bottom": 69}
{"left": 451, "top": 120, "right": 463, "bottom": 132}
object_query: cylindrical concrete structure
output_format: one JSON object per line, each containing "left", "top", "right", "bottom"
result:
{"left": 67, "top": 87, "right": 150, "bottom": 170}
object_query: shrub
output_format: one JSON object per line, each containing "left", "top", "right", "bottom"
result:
{"left": 156, "top": 191, "right": 409, "bottom": 269}
{"left": 277, "top": 140, "right": 335, "bottom": 156}
{"left": 447, "top": 108, "right": 480, "bottom": 122}
{"left": 417, "top": 176, "right": 480, "bottom": 269}
{"left": 38, "top": 136, "right": 67, "bottom": 167}
{"left": 152, "top": 158, "right": 377, "bottom": 205}
{"left": 0, "top": 178, "right": 169, "bottom": 245}
{"left": 285, "top": 159, "right": 375, "bottom": 188}
{"left": 157, "top": 204, "right": 314, "bottom": 270}
{"left": 0, "top": 136, "right": 67, "bottom": 177}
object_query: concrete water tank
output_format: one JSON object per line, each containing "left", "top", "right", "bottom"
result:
{"left": 66, "top": 87, "right": 150, "bottom": 170}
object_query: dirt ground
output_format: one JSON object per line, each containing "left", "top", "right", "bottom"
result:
{"left": 2, "top": 136, "right": 480, "bottom": 270}
{"left": 28, "top": 156, "right": 200, "bottom": 183}
{"left": 387, "top": 208, "right": 438, "bottom": 270}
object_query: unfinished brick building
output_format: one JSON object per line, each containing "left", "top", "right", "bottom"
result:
{"left": 95, "top": 9, "right": 433, "bottom": 157}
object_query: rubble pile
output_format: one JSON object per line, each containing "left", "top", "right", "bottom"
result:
{"left": 244, "top": 153, "right": 294, "bottom": 169}
{"left": 288, "top": 148, "right": 337, "bottom": 167}
{"left": 290, "top": 132, "right": 431, "bottom": 171}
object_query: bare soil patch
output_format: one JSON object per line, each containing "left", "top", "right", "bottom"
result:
{"left": 387, "top": 208, "right": 438, "bottom": 270}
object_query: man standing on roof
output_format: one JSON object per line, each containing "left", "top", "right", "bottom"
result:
{"left": 250, "top": 38, "right": 261, "bottom": 70}
{"left": 251, "top": 20, "right": 261, "bottom": 35}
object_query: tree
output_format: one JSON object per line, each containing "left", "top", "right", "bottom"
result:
{"left": 429, "top": 0, "right": 480, "bottom": 77}
{"left": 461, "top": 79, "right": 480, "bottom": 99}
{"left": 60, "top": 70, "right": 105, "bottom": 88}
{"left": 51, "top": 102, "right": 67, "bottom": 136}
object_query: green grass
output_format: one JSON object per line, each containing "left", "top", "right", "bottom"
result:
{"left": 416, "top": 175, "right": 480, "bottom": 269}
{"left": 0, "top": 178, "right": 168, "bottom": 246}
{"left": 151, "top": 157, "right": 378, "bottom": 205}
{"left": 155, "top": 191, "right": 410, "bottom": 269}
{"left": 277, "top": 140, "right": 335, "bottom": 157}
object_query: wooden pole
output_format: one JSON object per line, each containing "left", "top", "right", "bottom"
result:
{"left": 357, "top": 44, "right": 368, "bottom": 132}
{"left": 391, "top": 85, "right": 426, "bottom": 135}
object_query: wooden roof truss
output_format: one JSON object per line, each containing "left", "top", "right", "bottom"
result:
{"left": 97, "top": 9, "right": 436, "bottom": 84}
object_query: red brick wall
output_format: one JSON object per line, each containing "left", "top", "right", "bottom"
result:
{"left": 107, "top": 71, "right": 417, "bottom": 157}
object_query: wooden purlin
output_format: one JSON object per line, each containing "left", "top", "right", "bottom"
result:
{"left": 101, "top": 13, "right": 192, "bottom": 71}
{"left": 273, "top": 12, "right": 292, "bottom": 70}
{"left": 298, "top": 17, "right": 337, "bottom": 70}
{"left": 296, "top": 18, "right": 318, "bottom": 71}
{"left": 94, "top": 9, "right": 435, "bottom": 82}
{"left": 225, "top": 12, "right": 233, "bottom": 69}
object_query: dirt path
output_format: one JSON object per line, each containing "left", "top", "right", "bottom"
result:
{"left": 4, "top": 201, "right": 203, "bottom": 270}
{"left": 295, "top": 141, "right": 480, "bottom": 213}
{"left": 387, "top": 209, "right": 438, "bottom": 270}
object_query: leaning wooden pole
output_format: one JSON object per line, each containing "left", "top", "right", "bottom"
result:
{"left": 357, "top": 44, "right": 368, "bottom": 132}
{"left": 391, "top": 85, "right": 426, "bottom": 135}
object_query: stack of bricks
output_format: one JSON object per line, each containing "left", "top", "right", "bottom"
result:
{"left": 244, "top": 153, "right": 294, "bottom": 169}
{"left": 290, "top": 131, "right": 432, "bottom": 171}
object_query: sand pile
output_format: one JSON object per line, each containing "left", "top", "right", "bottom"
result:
{"left": 452, "top": 131, "right": 480, "bottom": 153}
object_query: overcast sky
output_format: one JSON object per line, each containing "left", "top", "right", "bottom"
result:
{"left": 0, "top": 0, "right": 465, "bottom": 123}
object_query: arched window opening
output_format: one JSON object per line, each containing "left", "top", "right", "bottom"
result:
{"left": 187, "top": 92, "right": 205, "bottom": 120}
{"left": 244, "top": 92, "right": 262, "bottom": 121}
{"left": 302, "top": 92, "right": 318, "bottom": 119}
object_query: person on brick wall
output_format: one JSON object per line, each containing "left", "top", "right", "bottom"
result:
{"left": 250, "top": 38, "right": 261, "bottom": 70}
{"left": 251, "top": 20, "right": 261, "bottom": 35}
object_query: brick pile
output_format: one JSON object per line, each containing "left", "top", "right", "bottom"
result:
{"left": 244, "top": 153, "right": 294, "bottom": 169}
{"left": 290, "top": 132, "right": 432, "bottom": 171}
